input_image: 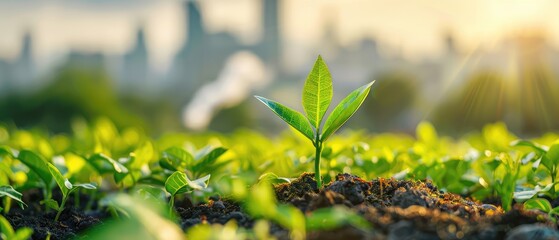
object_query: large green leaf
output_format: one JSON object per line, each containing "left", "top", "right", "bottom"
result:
{"left": 17, "top": 150, "right": 52, "bottom": 186}
{"left": 0, "top": 146, "right": 14, "bottom": 157}
{"left": 0, "top": 215, "right": 15, "bottom": 239}
{"left": 255, "top": 96, "right": 314, "bottom": 141}
{"left": 164, "top": 171, "right": 210, "bottom": 196}
{"left": 321, "top": 81, "right": 374, "bottom": 141}
{"left": 524, "top": 198, "right": 552, "bottom": 213}
{"left": 47, "top": 163, "right": 70, "bottom": 198}
{"left": 88, "top": 153, "right": 128, "bottom": 174}
{"left": 47, "top": 163, "right": 96, "bottom": 199}
{"left": 192, "top": 147, "right": 227, "bottom": 176}
{"left": 86, "top": 194, "right": 184, "bottom": 240}
{"left": 159, "top": 147, "right": 193, "bottom": 172}
{"left": 542, "top": 144, "right": 559, "bottom": 173}
{"left": 302, "top": 55, "right": 333, "bottom": 128}
{"left": 511, "top": 140, "right": 547, "bottom": 154}
{"left": 0, "top": 186, "right": 27, "bottom": 209}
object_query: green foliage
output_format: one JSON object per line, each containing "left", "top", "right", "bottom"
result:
{"left": 246, "top": 182, "right": 305, "bottom": 240}
{"left": 164, "top": 171, "right": 210, "bottom": 209}
{"left": 306, "top": 206, "right": 370, "bottom": 231}
{"left": 17, "top": 150, "right": 53, "bottom": 188}
{"left": 255, "top": 96, "right": 314, "bottom": 141}
{"left": 256, "top": 55, "right": 374, "bottom": 188}
{"left": 0, "top": 186, "right": 27, "bottom": 211}
{"left": 87, "top": 194, "right": 183, "bottom": 240}
{"left": 302, "top": 55, "right": 333, "bottom": 129}
{"left": 524, "top": 198, "right": 559, "bottom": 222}
{"left": 47, "top": 162, "right": 97, "bottom": 221}
{"left": 321, "top": 82, "right": 374, "bottom": 141}
{"left": 0, "top": 215, "right": 33, "bottom": 240}
{"left": 88, "top": 153, "right": 128, "bottom": 175}
{"left": 159, "top": 146, "right": 193, "bottom": 172}
{"left": 2, "top": 116, "right": 559, "bottom": 239}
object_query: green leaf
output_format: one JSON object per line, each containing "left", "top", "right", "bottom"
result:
{"left": 549, "top": 207, "right": 559, "bottom": 218}
{"left": 159, "top": 147, "right": 193, "bottom": 171}
{"left": 306, "top": 206, "right": 370, "bottom": 231}
{"left": 88, "top": 153, "right": 128, "bottom": 174}
{"left": 0, "top": 146, "right": 14, "bottom": 158}
{"left": 321, "top": 81, "right": 374, "bottom": 141}
{"left": 255, "top": 96, "right": 314, "bottom": 141}
{"left": 40, "top": 199, "right": 60, "bottom": 211}
{"left": 302, "top": 55, "right": 333, "bottom": 128}
{"left": 88, "top": 194, "right": 184, "bottom": 240}
{"left": 542, "top": 144, "right": 559, "bottom": 173}
{"left": 13, "top": 228, "right": 33, "bottom": 240}
{"left": 17, "top": 150, "right": 52, "bottom": 186}
{"left": 131, "top": 141, "right": 154, "bottom": 169}
{"left": 246, "top": 182, "right": 277, "bottom": 218}
{"left": 0, "top": 186, "right": 27, "bottom": 209}
{"left": 513, "top": 184, "right": 555, "bottom": 202}
{"left": 164, "top": 171, "right": 210, "bottom": 196}
{"left": 258, "top": 172, "right": 291, "bottom": 184}
{"left": 192, "top": 147, "right": 227, "bottom": 175}
{"left": 47, "top": 163, "right": 70, "bottom": 198}
{"left": 524, "top": 198, "right": 552, "bottom": 213}
{"left": 0, "top": 215, "right": 15, "bottom": 238}
{"left": 416, "top": 121, "right": 438, "bottom": 144}
{"left": 511, "top": 140, "right": 547, "bottom": 154}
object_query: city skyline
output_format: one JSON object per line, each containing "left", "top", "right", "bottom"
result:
{"left": 1, "top": 0, "right": 559, "bottom": 133}
{"left": 1, "top": 0, "right": 559, "bottom": 74}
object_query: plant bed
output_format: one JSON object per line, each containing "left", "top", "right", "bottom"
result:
{"left": 273, "top": 173, "right": 559, "bottom": 239}
{"left": 6, "top": 172, "right": 556, "bottom": 240}
{"left": 2, "top": 56, "right": 559, "bottom": 239}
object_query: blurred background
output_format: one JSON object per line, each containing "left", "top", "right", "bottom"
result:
{"left": 1, "top": 0, "right": 559, "bottom": 137}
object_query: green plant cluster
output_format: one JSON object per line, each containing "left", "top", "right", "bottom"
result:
{"left": 0, "top": 115, "right": 558, "bottom": 239}
{"left": 0, "top": 57, "right": 558, "bottom": 239}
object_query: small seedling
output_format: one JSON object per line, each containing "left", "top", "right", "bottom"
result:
{"left": 524, "top": 198, "right": 559, "bottom": 222}
{"left": 164, "top": 171, "right": 210, "bottom": 211}
{"left": 46, "top": 163, "right": 96, "bottom": 221}
{"left": 255, "top": 55, "right": 374, "bottom": 188}
{"left": 159, "top": 146, "right": 228, "bottom": 179}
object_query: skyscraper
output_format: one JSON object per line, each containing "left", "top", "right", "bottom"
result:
{"left": 121, "top": 26, "right": 150, "bottom": 92}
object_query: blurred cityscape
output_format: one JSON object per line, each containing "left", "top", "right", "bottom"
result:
{"left": 1, "top": 0, "right": 559, "bottom": 136}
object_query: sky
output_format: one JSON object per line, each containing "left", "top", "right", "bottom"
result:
{"left": 0, "top": 0, "right": 558, "bottom": 73}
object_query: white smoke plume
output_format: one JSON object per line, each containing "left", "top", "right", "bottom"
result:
{"left": 183, "top": 51, "right": 270, "bottom": 130}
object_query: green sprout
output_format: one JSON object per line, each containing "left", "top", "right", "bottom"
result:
{"left": 255, "top": 55, "right": 374, "bottom": 188}
{"left": 46, "top": 163, "right": 96, "bottom": 221}
{"left": 164, "top": 171, "right": 210, "bottom": 211}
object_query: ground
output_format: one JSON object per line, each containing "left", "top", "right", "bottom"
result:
{"left": 6, "top": 173, "right": 559, "bottom": 239}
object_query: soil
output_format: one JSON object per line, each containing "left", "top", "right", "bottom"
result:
{"left": 5, "top": 173, "right": 559, "bottom": 239}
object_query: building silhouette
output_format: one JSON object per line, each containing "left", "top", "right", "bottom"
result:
{"left": 166, "top": 0, "right": 282, "bottom": 103}
{"left": 120, "top": 26, "right": 150, "bottom": 94}
{"left": 0, "top": 31, "right": 37, "bottom": 94}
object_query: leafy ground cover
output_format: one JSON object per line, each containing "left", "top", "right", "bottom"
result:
{"left": 2, "top": 57, "right": 559, "bottom": 239}
{"left": 1, "top": 118, "right": 559, "bottom": 239}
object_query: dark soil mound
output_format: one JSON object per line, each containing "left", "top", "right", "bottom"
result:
{"left": 5, "top": 207, "right": 106, "bottom": 240}
{"left": 6, "top": 172, "right": 559, "bottom": 239}
{"left": 273, "top": 173, "right": 559, "bottom": 240}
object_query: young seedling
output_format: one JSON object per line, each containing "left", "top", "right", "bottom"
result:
{"left": 46, "top": 163, "right": 96, "bottom": 221}
{"left": 164, "top": 171, "right": 210, "bottom": 211}
{"left": 255, "top": 55, "right": 374, "bottom": 188}
{"left": 159, "top": 146, "right": 228, "bottom": 179}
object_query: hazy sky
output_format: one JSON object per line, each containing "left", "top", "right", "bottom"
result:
{"left": 0, "top": 0, "right": 558, "bottom": 72}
